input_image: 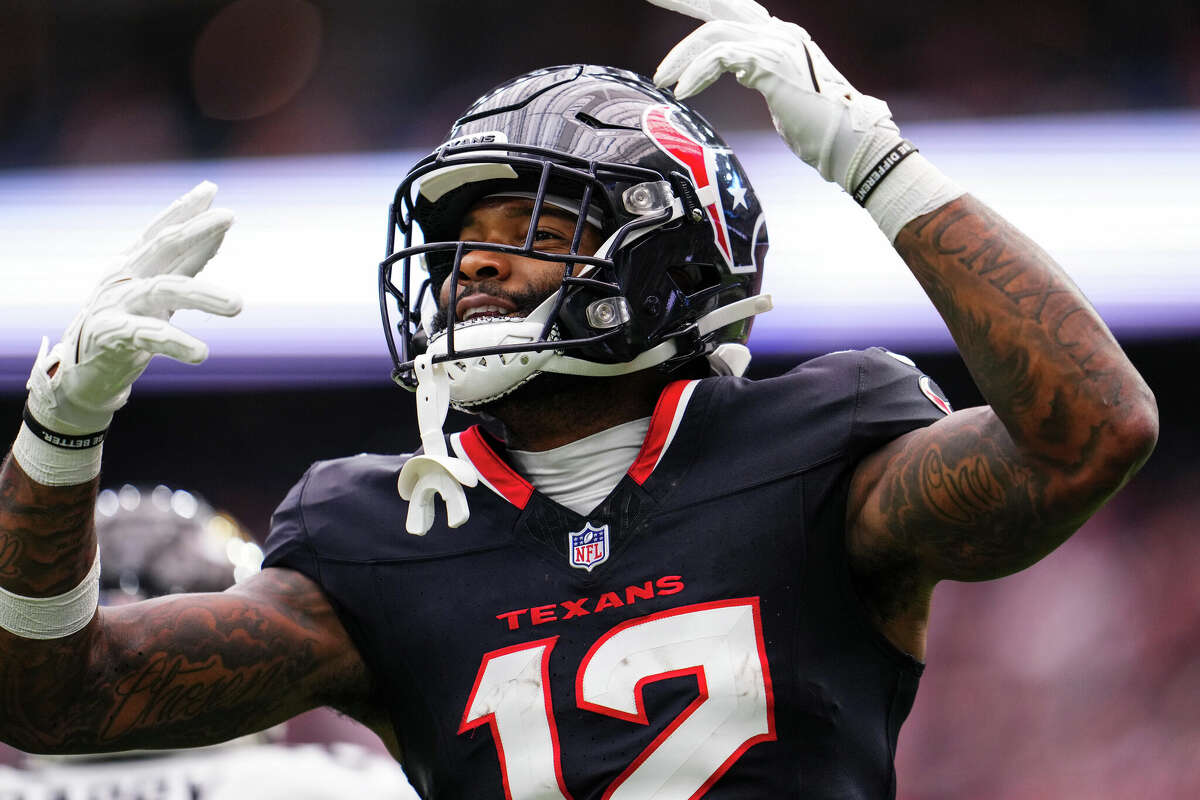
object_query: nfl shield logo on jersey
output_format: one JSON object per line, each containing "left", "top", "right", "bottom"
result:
{"left": 568, "top": 522, "right": 610, "bottom": 572}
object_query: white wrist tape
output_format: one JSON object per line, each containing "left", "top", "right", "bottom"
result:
{"left": 862, "top": 152, "right": 966, "bottom": 243}
{"left": 0, "top": 546, "right": 100, "bottom": 640}
{"left": 12, "top": 421, "right": 104, "bottom": 486}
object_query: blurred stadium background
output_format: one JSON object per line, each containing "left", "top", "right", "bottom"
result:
{"left": 0, "top": 1, "right": 1197, "bottom": 797}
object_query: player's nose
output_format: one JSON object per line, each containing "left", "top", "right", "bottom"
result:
{"left": 458, "top": 248, "right": 513, "bottom": 283}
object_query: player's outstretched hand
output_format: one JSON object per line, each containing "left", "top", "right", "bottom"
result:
{"left": 25, "top": 181, "right": 242, "bottom": 438}
{"left": 647, "top": 0, "right": 903, "bottom": 196}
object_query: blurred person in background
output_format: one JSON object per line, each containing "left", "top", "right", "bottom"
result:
{"left": 0, "top": 484, "right": 418, "bottom": 800}
{"left": 0, "top": 0, "right": 1159, "bottom": 797}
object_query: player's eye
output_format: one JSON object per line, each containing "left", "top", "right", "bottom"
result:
{"left": 531, "top": 228, "right": 570, "bottom": 248}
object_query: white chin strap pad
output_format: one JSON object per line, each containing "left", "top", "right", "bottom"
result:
{"left": 396, "top": 354, "right": 479, "bottom": 535}
{"left": 435, "top": 292, "right": 773, "bottom": 404}
{"left": 427, "top": 314, "right": 560, "bottom": 408}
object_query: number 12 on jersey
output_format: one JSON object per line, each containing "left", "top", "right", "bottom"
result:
{"left": 460, "top": 598, "right": 776, "bottom": 799}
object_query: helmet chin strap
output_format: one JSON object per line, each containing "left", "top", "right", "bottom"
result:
{"left": 396, "top": 353, "right": 479, "bottom": 535}
{"left": 398, "top": 293, "right": 772, "bottom": 535}
{"left": 542, "top": 294, "right": 772, "bottom": 379}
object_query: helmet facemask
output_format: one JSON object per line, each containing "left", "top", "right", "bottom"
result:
{"left": 381, "top": 141, "right": 689, "bottom": 407}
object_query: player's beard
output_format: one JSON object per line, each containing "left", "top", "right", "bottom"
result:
{"left": 479, "top": 368, "right": 673, "bottom": 450}
{"left": 431, "top": 272, "right": 591, "bottom": 435}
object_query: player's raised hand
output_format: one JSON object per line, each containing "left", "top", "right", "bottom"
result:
{"left": 647, "top": 0, "right": 903, "bottom": 196}
{"left": 24, "top": 181, "right": 242, "bottom": 439}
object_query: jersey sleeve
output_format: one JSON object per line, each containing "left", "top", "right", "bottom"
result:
{"left": 661, "top": 348, "right": 950, "bottom": 507}
{"left": 261, "top": 464, "right": 322, "bottom": 583}
{"left": 848, "top": 346, "right": 951, "bottom": 459}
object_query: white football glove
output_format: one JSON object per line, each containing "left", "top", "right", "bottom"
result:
{"left": 648, "top": 0, "right": 962, "bottom": 237}
{"left": 23, "top": 181, "right": 241, "bottom": 439}
{"left": 649, "top": 0, "right": 900, "bottom": 193}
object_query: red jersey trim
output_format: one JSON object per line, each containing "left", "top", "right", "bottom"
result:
{"left": 454, "top": 378, "right": 697, "bottom": 507}
{"left": 457, "top": 426, "right": 535, "bottom": 510}
{"left": 628, "top": 379, "right": 698, "bottom": 486}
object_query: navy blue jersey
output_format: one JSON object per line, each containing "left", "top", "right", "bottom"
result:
{"left": 263, "top": 348, "right": 950, "bottom": 799}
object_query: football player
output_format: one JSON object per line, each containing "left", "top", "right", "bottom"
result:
{"left": 0, "top": 1, "right": 1157, "bottom": 798}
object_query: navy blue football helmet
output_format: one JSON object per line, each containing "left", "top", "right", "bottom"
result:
{"left": 379, "top": 65, "right": 770, "bottom": 406}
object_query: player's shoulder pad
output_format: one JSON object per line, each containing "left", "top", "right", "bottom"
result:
{"left": 848, "top": 346, "right": 952, "bottom": 446}
{"left": 689, "top": 348, "right": 951, "bottom": 491}
{"left": 264, "top": 449, "right": 516, "bottom": 564}
{"left": 263, "top": 452, "right": 414, "bottom": 564}
{"left": 686, "top": 349, "right": 874, "bottom": 489}
{"left": 857, "top": 345, "right": 951, "bottom": 410}
{"left": 797, "top": 347, "right": 953, "bottom": 452}
{"left": 301, "top": 452, "right": 409, "bottom": 509}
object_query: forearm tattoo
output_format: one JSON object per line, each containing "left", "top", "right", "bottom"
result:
{"left": 861, "top": 196, "right": 1157, "bottom": 586}
{"left": 3, "top": 567, "right": 339, "bottom": 753}
{"left": 897, "top": 198, "right": 1143, "bottom": 440}
{"left": 0, "top": 453, "right": 97, "bottom": 595}
{"left": 93, "top": 570, "right": 332, "bottom": 749}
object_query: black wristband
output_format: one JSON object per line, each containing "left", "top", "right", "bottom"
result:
{"left": 21, "top": 404, "right": 108, "bottom": 450}
{"left": 852, "top": 140, "right": 919, "bottom": 206}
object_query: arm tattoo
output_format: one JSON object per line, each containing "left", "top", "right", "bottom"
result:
{"left": 4, "top": 568, "right": 352, "bottom": 753}
{"left": 883, "top": 410, "right": 1051, "bottom": 579}
{"left": 851, "top": 410, "right": 1053, "bottom": 629}
{"left": 917, "top": 446, "right": 1009, "bottom": 527}
{"left": 2, "top": 446, "right": 357, "bottom": 753}
{"left": 95, "top": 570, "right": 334, "bottom": 748}
{"left": 0, "top": 453, "right": 97, "bottom": 594}
{"left": 896, "top": 197, "right": 1149, "bottom": 455}
{"left": 851, "top": 197, "right": 1157, "bottom": 613}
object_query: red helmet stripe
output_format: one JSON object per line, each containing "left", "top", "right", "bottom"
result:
{"left": 643, "top": 105, "right": 733, "bottom": 267}
{"left": 707, "top": 204, "right": 732, "bottom": 260}
{"left": 645, "top": 106, "right": 711, "bottom": 189}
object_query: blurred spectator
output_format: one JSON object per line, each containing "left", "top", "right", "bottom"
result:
{"left": 55, "top": 69, "right": 189, "bottom": 165}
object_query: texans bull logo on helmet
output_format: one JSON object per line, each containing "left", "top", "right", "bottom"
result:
{"left": 642, "top": 104, "right": 763, "bottom": 275}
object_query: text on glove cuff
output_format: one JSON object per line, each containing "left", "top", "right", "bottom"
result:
{"left": 22, "top": 404, "right": 108, "bottom": 449}
{"left": 853, "top": 140, "right": 918, "bottom": 206}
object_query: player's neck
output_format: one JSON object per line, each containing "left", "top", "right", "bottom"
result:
{"left": 484, "top": 370, "right": 673, "bottom": 452}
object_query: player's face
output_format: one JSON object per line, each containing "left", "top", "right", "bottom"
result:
{"left": 436, "top": 197, "right": 603, "bottom": 325}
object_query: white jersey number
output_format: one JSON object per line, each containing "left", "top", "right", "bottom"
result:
{"left": 460, "top": 598, "right": 776, "bottom": 800}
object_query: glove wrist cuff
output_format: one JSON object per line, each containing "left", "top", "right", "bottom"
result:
{"left": 11, "top": 412, "right": 105, "bottom": 487}
{"left": 851, "top": 140, "right": 919, "bottom": 205}
{"left": 21, "top": 403, "right": 109, "bottom": 450}
{"left": 24, "top": 338, "right": 119, "bottom": 436}
{"left": 862, "top": 152, "right": 966, "bottom": 242}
